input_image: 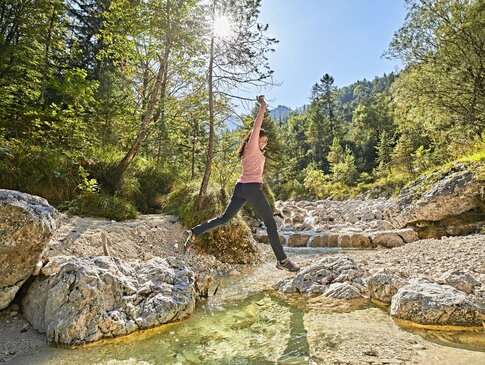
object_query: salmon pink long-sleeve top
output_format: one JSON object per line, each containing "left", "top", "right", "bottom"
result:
{"left": 237, "top": 105, "right": 266, "bottom": 183}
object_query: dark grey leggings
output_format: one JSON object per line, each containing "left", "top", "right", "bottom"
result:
{"left": 191, "top": 182, "right": 287, "bottom": 261}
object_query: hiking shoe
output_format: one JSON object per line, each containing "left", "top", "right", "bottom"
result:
{"left": 179, "top": 229, "right": 195, "bottom": 254}
{"left": 276, "top": 258, "right": 300, "bottom": 272}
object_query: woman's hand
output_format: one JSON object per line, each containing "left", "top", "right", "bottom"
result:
{"left": 257, "top": 95, "right": 266, "bottom": 108}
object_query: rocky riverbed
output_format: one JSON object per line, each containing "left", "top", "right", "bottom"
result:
{"left": 1, "top": 186, "right": 484, "bottom": 364}
{"left": 1, "top": 224, "right": 484, "bottom": 363}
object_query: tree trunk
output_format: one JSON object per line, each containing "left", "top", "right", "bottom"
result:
{"left": 191, "top": 136, "right": 196, "bottom": 179}
{"left": 198, "top": 36, "right": 215, "bottom": 209}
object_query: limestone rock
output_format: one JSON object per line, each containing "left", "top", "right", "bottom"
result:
{"left": 368, "top": 231, "right": 405, "bottom": 248}
{"left": 367, "top": 270, "right": 407, "bottom": 305}
{"left": 273, "top": 256, "right": 366, "bottom": 297}
{"left": 22, "top": 256, "right": 195, "bottom": 345}
{"left": 0, "top": 189, "right": 59, "bottom": 309}
{"left": 309, "top": 234, "right": 329, "bottom": 247}
{"left": 390, "top": 282, "right": 485, "bottom": 327}
{"left": 385, "top": 166, "right": 482, "bottom": 229}
{"left": 437, "top": 269, "right": 480, "bottom": 295}
{"left": 338, "top": 232, "right": 371, "bottom": 248}
{"left": 395, "top": 228, "right": 419, "bottom": 243}
{"left": 253, "top": 229, "right": 269, "bottom": 244}
{"left": 324, "top": 282, "right": 363, "bottom": 299}
{"left": 287, "top": 233, "right": 310, "bottom": 247}
{"left": 41, "top": 255, "right": 76, "bottom": 276}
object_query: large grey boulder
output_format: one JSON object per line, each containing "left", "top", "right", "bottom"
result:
{"left": 22, "top": 256, "right": 195, "bottom": 345}
{"left": 390, "top": 281, "right": 485, "bottom": 327}
{"left": 0, "top": 189, "right": 59, "bottom": 309}
{"left": 385, "top": 165, "right": 483, "bottom": 229}
{"left": 273, "top": 256, "right": 366, "bottom": 299}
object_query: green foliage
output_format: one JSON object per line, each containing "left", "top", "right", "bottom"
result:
{"left": 375, "top": 130, "right": 393, "bottom": 173}
{"left": 392, "top": 134, "right": 415, "bottom": 173}
{"left": 132, "top": 165, "right": 176, "bottom": 213}
{"left": 387, "top": 0, "right": 485, "bottom": 135}
{"left": 65, "top": 191, "right": 139, "bottom": 221}
{"left": 0, "top": 139, "right": 79, "bottom": 205}
{"left": 304, "top": 167, "right": 328, "bottom": 199}
{"left": 327, "top": 137, "right": 344, "bottom": 166}
{"left": 332, "top": 148, "right": 358, "bottom": 186}
{"left": 77, "top": 166, "right": 99, "bottom": 194}
{"left": 274, "top": 178, "right": 308, "bottom": 201}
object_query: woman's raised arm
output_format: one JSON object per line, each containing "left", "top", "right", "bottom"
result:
{"left": 246, "top": 95, "right": 267, "bottom": 150}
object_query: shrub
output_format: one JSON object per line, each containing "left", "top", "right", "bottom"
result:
{"left": 63, "top": 190, "right": 139, "bottom": 221}
{"left": 0, "top": 140, "right": 79, "bottom": 205}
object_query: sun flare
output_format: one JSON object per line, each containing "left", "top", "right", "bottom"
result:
{"left": 213, "top": 15, "right": 232, "bottom": 38}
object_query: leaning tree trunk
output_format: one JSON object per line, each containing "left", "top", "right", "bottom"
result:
{"left": 104, "top": 62, "right": 165, "bottom": 194}
{"left": 105, "top": 55, "right": 171, "bottom": 194}
{"left": 198, "top": 36, "right": 215, "bottom": 209}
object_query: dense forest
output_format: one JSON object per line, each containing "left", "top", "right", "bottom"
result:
{"left": 1, "top": 0, "right": 484, "bottom": 220}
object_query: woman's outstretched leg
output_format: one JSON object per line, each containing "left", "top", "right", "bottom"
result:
{"left": 180, "top": 191, "right": 246, "bottom": 254}
{"left": 191, "top": 194, "right": 246, "bottom": 238}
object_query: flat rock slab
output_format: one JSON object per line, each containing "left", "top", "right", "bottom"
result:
{"left": 390, "top": 281, "right": 485, "bottom": 327}
{"left": 22, "top": 256, "right": 195, "bottom": 346}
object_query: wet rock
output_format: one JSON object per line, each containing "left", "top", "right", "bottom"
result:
{"left": 367, "top": 270, "right": 407, "bottom": 305}
{"left": 0, "top": 189, "right": 59, "bottom": 309}
{"left": 287, "top": 233, "right": 310, "bottom": 247}
{"left": 309, "top": 234, "right": 329, "bottom": 247}
{"left": 328, "top": 233, "right": 339, "bottom": 247}
{"left": 338, "top": 232, "right": 371, "bottom": 248}
{"left": 390, "top": 282, "right": 485, "bottom": 327}
{"left": 22, "top": 256, "right": 195, "bottom": 345}
{"left": 273, "top": 256, "right": 366, "bottom": 297}
{"left": 368, "top": 231, "right": 405, "bottom": 248}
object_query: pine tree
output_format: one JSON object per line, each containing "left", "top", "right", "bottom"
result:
{"left": 392, "top": 134, "right": 415, "bottom": 173}
{"left": 376, "top": 130, "right": 393, "bottom": 172}
{"left": 328, "top": 137, "right": 344, "bottom": 167}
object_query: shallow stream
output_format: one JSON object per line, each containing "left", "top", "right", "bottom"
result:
{"left": 8, "top": 248, "right": 485, "bottom": 365}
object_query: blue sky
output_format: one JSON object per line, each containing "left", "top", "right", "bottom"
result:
{"left": 238, "top": 0, "right": 407, "bottom": 111}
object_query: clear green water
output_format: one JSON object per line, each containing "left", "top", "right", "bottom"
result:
{"left": 7, "top": 249, "right": 485, "bottom": 365}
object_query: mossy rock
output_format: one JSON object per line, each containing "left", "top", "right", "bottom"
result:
{"left": 163, "top": 182, "right": 260, "bottom": 264}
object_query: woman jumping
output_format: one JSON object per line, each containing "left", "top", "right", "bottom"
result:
{"left": 180, "top": 95, "right": 300, "bottom": 272}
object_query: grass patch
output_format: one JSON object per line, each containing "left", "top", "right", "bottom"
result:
{"left": 61, "top": 191, "right": 139, "bottom": 221}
